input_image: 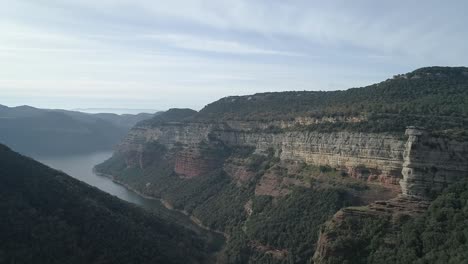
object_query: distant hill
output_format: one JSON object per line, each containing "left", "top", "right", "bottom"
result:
{"left": 0, "top": 144, "right": 209, "bottom": 264}
{"left": 0, "top": 105, "right": 156, "bottom": 156}
{"left": 73, "top": 108, "right": 159, "bottom": 115}
{"left": 195, "top": 66, "right": 468, "bottom": 138}
{"left": 139, "top": 108, "right": 197, "bottom": 126}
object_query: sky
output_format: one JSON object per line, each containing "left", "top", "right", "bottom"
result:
{"left": 1, "top": 0, "right": 468, "bottom": 112}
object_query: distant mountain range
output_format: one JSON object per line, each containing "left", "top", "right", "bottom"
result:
{"left": 0, "top": 105, "right": 156, "bottom": 156}
{"left": 73, "top": 108, "right": 160, "bottom": 115}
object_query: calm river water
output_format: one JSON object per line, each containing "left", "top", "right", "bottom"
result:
{"left": 33, "top": 151, "right": 225, "bottom": 252}
{"left": 35, "top": 151, "right": 165, "bottom": 209}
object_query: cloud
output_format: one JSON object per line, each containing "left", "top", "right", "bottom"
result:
{"left": 7, "top": 0, "right": 468, "bottom": 62}
{"left": 142, "top": 33, "right": 302, "bottom": 56}
{"left": 1, "top": 0, "right": 467, "bottom": 110}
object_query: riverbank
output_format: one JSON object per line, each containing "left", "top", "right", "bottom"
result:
{"left": 94, "top": 170, "right": 229, "bottom": 239}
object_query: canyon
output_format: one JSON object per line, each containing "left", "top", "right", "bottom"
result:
{"left": 96, "top": 67, "right": 468, "bottom": 263}
{"left": 105, "top": 113, "right": 468, "bottom": 263}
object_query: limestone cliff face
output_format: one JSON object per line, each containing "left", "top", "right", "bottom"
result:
{"left": 400, "top": 127, "right": 468, "bottom": 198}
{"left": 215, "top": 130, "right": 405, "bottom": 186}
{"left": 119, "top": 123, "right": 468, "bottom": 197}
{"left": 313, "top": 127, "right": 468, "bottom": 263}
{"left": 117, "top": 121, "right": 406, "bottom": 186}
{"left": 118, "top": 123, "right": 215, "bottom": 152}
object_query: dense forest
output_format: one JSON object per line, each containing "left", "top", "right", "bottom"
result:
{"left": 320, "top": 180, "right": 468, "bottom": 264}
{"left": 135, "top": 67, "right": 468, "bottom": 138}
{"left": 0, "top": 144, "right": 211, "bottom": 264}
{"left": 169, "top": 67, "right": 467, "bottom": 138}
{"left": 139, "top": 108, "right": 197, "bottom": 127}
{"left": 198, "top": 67, "right": 468, "bottom": 120}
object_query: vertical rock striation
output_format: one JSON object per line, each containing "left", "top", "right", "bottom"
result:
{"left": 400, "top": 127, "right": 468, "bottom": 198}
{"left": 313, "top": 127, "right": 468, "bottom": 263}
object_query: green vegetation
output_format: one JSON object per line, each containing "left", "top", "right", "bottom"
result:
{"left": 138, "top": 108, "right": 197, "bottom": 127}
{"left": 0, "top": 144, "right": 210, "bottom": 264}
{"left": 322, "top": 180, "right": 468, "bottom": 264}
{"left": 246, "top": 148, "right": 279, "bottom": 173}
{"left": 195, "top": 67, "right": 468, "bottom": 138}
{"left": 296, "top": 164, "right": 369, "bottom": 191}
{"left": 97, "top": 143, "right": 251, "bottom": 233}
{"left": 245, "top": 188, "right": 354, "bottom": 263}
{"left": 96, "top": 143, "right": 365, "bottom": 264}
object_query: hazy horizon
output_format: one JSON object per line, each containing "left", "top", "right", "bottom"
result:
{"left": 0, "top": 103, "right": 159, "bottom": 115}
{"left": 2, "top": 1, "right": 468, "bottom": 110}
{"left": 72, "top": 107, "right": 159, "bottom": 115}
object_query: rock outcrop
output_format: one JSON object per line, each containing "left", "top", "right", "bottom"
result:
{"left": 313, "top": 196, "right": 430, "bottom": 263}
{"left": 223, "top": 158, "right": 256, "bottom": 184}
{"left": 313, "top": 127, "right": 468, "bottom": 263}
{"left": 174, "top": 148, "right": 221, "bottom": 178}
{"left": 400, "top": 127, "right": 468, "bottom": 198}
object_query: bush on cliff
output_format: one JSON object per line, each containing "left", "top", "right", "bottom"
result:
{"left": 321, "top": 180, "right": 468, "bottom": 264}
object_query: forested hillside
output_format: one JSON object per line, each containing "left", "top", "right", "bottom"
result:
{"left": 96, "top": 141, "right": 386, "bottom": 263}
{"left": 0, "top": 144, "right": 209, "bottom": 264}
{"left": 196, "top": 67, "right": 468, "bottom": 138}
{"left": 0, "top": 105, "right": 154, "bottom": 155}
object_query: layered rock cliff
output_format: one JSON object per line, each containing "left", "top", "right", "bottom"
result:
{"left": 313, "top": 127, "right": 468, "bottom": 263}
{"left": 117, "top": 120, "right": 406, "bottom": 188}
{"left": 401, "top": 127, "right": 468, "bottom": 198}
{"left": 118, "top": 118, "right": 468, "bottom": 196}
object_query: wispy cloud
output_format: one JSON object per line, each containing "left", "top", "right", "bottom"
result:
{"left": 143, "top": 34, "right": 303, "bottom": 56}
{"left": 1, "top": 0, "right": 467, "bottom": 110}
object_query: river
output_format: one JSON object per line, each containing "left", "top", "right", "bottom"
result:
{"left": 35, "top": 151, "right": 165, "bottom": 209}
{"left": 34, "top": 151, "right": 225, "bottom": 253}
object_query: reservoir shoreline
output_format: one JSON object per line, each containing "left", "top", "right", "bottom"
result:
{"left": 35, "top": 151, "right": 225, "bottom": 260}
{"left": 94, "top": 170, "right": 228, "bottom": 239}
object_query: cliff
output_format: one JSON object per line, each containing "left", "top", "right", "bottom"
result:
{"left": 97, "top": 67, "right": 468, "bottom": 264}
{"left": 118, "top": 121, "right": 406, "bottom": 188}
{"left": 110, "top": 119, "right": 468, "bottom": 264}
{"left": 118, "top": 119, "right": 468, "bottom": 196}
{"left": 401, "top": 127, "right": 468, "bottom": 198}
{"left": 312, "top": 196, "right": 431, "bottom": 264}
{"left": 101, "top": 116, "right": 403, "bottom": 263}
{"left": 313, "top": 128, "right": 468, "bottom": 263}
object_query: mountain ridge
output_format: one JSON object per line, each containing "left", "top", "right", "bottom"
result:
{"left": 0, "top": 105, "right": 156, "bottom": 156}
